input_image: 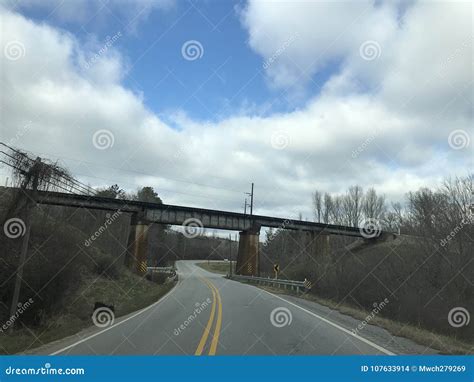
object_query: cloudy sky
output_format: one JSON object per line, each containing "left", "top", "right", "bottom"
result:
{"left": 0, "top": 0, "right": 472, "bottom": 219}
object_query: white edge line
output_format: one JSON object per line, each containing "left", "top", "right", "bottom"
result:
{"left": 261, "top": 289, "right": 396, "bottom": 355}
{"left": 50, "top": 279, "right": 181, "bottom": 355}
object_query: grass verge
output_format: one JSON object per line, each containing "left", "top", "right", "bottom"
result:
{"left": 197, "top": 261, "right": 235, "bottom": 275}
{"left": 0, "top": 269, "right": 175, "bottom": 355}
{"left": 236, "top": 281, "right": 472, "bottom": 355}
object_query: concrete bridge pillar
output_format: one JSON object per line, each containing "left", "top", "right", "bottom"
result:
{"left": 236, "top": 229, "right": 260, "bottom": 276}
{"left": 126, "top": 214, "right": 150, "bottom": 275}
{"left": 309, "top": 231, "right": 331, "bottom": 258}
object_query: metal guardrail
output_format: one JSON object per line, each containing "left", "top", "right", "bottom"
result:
{"left": 147, "top": 267, "right": 175, "bottom": 274}
{"left": 230, "top": 274, "right": 309, "bottom": 294}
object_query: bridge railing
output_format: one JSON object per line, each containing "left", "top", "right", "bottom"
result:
{"left": 230, "top": 274, "right": 308, "bottom": 295}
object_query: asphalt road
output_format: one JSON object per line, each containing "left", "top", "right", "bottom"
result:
{"left": 38, "top": 260, "right": 433, "bottom": 355}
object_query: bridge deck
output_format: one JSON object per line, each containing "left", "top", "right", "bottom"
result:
{"left": 13, "top": 189, "right": 377, "bottom": 237}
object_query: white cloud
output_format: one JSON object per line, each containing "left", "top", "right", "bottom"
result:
{"left": 0, "top": 2, "right": 472, "bottom": 222}
{"left": 3, "top": 0, "right": 175, "bottom": 29}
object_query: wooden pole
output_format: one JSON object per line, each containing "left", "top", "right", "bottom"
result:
{"left": 9, "top": 157, "right": 41, "bottom": 328}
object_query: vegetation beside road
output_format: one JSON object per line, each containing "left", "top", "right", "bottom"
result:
{"left": 1, "top": 267, "right": 174, "bottom": 355}
{"left": 197, "top": 261, "right": 235, "bottom": 275}
{"left": 261, "top": 175, "right": 473, "bottom": 343}
{"left": 0, "top": 186, "right": 175, "bottom": 355}
{"left": 253, "top": 284, "right": 473, "bottom": 355}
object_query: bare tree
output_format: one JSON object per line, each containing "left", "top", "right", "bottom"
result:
{"left": 331, "top": 195, "right": 344, "bottom": 225}
{"left": 322, "top": 192, "right": 333, "bottom": 223}
{"left": 312, "top": 190, "right": 322, "bottom": 222}
{"left": 343, "top": 185, "right": 364, "bottom": 227}
{"left": 363, "top": 187, "right": 386, "bottom": 220}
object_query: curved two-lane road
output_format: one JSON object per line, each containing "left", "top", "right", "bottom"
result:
{"left": 39, "top": 261, "right": 432, "bottom": 355}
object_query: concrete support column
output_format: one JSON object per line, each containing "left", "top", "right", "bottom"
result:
{"left": 126, "top": 213, "right": 150, "bottom": 275}
{"left": 236, "top": 229, "right": 260, "bottom": 276}
{"left": 309, "top": 231, "right": 331, "bottom": 258}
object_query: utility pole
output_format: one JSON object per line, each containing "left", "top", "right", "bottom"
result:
{"left": 244, "top": 198, "right": 248, "bottom": 215}
{"left": 250, "top": 182, "right": 254, "bottom": 216}
{"left": 245, "top": 183, "right": 254, "bottom": 216}
{"left": 229, "top": 234, "right": 232, "bottom": 277}
{"left": 9, "top": 157, "right": 41, "bottom": 328}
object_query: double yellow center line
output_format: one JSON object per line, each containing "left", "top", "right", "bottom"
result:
{"left": 194, "top": 278, "right": 222, "bottom": 356}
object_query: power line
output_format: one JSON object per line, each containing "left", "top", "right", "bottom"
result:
{"left": 25, "top": 148, "right": 246, "bottom": 194}
{"left": 0, "top": 142, "right": 96, "bottom": 195}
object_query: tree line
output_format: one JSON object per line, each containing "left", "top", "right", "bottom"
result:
{"left": 312, "top": 175, "right": 473, "bottom": 236}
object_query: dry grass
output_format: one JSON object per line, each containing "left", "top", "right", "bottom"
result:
{"left": 0, "top": 269, "right": 175, "bottom": 355}
{"left": 197, "top": 261, "right": 235, "bottom": 275}
{"left": 254, "top": 284, "right": 473, "bottom": 355}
